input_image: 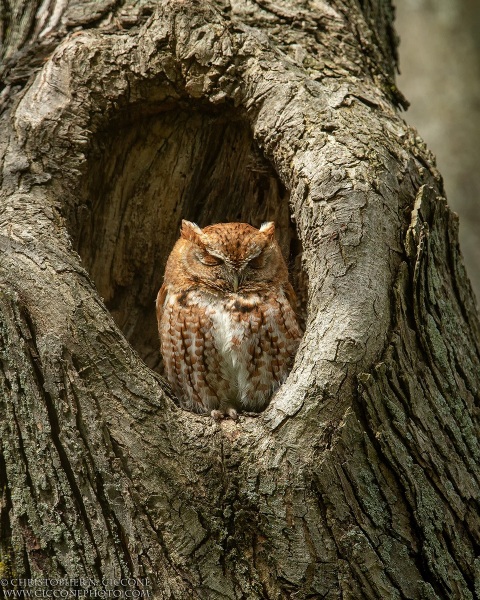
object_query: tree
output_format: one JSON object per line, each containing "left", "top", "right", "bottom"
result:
{"left": 1, "top": 1, "right": 479, "bottom": 598}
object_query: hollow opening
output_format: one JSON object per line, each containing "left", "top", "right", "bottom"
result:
{"left": 73, "top": 108, "right": 306, "bottom": 373}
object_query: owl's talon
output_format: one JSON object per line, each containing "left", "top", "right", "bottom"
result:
{"left": 211, "top": 408, "right": 238, "bottom": 421}
{"left": 226, "top": 407, "right": 238, "bottom": 421}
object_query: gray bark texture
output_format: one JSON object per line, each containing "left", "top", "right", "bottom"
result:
{"left": 0, "top": 1, "right": 479, "bottom": 599}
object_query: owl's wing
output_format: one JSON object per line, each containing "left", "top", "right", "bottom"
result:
{"left": 284, "top": 281, "right": 298, "bottom": 312}
{"left": 156, "top": 283, "right": 168, "bottom": 324}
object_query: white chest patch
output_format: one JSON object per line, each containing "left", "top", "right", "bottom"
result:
{"left": 209, "top": 300, "right": 255, "bottom": 402}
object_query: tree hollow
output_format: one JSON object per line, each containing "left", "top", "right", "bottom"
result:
{"left": 73, "top": 108, "right": 304, "bottom": 373}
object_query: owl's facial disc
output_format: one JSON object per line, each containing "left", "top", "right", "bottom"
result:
{"left": 181, "top": 221, "right": 283, "bottom": 294}
{"left": 193, "top": 247, "right": 246, "bottom": 292}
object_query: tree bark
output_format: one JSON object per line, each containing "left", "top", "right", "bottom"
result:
{"left": 0, "top": 1, "right": 479, "bottom": 599}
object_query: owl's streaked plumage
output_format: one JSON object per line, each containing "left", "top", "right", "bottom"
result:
{"left": 156, "top": 220, "right": 301, "bottom": 419}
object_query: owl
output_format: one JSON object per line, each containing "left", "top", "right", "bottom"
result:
{"left": 156, "top": 220, "right": 302, "bottom": 419}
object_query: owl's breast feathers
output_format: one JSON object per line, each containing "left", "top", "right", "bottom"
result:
{"left": 157, "top": 285, "right": 301, "bottom": 413}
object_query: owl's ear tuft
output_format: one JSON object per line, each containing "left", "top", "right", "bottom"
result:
{"left": 259, "top": 221, "right": 275, "bottom": 240}
{"left": 181, "top": 220, "right": 204, "bottom": 244}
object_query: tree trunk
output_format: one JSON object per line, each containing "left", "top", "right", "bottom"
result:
{"left": 1, "top": 1, "right": 479, "bottom": 599}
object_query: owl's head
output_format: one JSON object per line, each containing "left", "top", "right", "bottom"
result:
{"left": 172, "top": 220, "right": 288, "bottom": 293}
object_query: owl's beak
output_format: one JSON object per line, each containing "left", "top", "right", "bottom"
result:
{"left": 232, "top": 273, "right": 239, "bottom": 292}
{"left": 228, "top": 265, "right": 243, "bottom": 292}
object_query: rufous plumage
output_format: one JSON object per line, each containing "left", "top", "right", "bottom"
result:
{"left": 156, "top": 220, "right": 301, "bottom": 419}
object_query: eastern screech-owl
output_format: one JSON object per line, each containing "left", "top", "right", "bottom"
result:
{"left": 156, "top": 220, "right": 301, "bottom": 419}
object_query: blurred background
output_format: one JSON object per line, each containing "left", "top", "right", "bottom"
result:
{"left": 395, "top": 0, "right": 480, "bottom": 304}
